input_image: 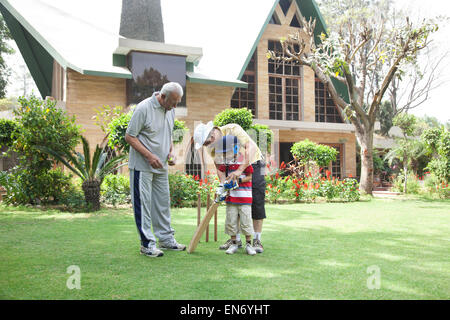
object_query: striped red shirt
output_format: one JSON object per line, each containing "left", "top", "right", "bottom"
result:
{"left": 218, "top": 164, "right": 253, "bottom": 205}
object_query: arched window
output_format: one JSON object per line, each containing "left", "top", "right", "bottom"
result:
{"left": 185, "top": 141, "right": 202, "bottom": 177}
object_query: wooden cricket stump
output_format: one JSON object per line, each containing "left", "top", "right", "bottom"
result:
{"left": 196, "top": 192, "right": 218, "bottom": 243}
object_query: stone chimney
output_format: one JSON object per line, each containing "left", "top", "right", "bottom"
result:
{"left": 119, "top": 0, "right": 164, "bottom": 42}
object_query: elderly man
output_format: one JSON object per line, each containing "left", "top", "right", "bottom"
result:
{"left": 125, "top": 82, "right": 186, "bottom": 258}
{"left": 194, "top": 121, "right": 266, "bottom": 253}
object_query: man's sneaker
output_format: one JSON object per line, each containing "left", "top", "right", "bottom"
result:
{"left": 159, "top": 240, "right": 186, "bottom": 251}
{"left": 252, "top": 239, "right": 264, "bottom": 253}
{"left": 219, "top": 239, "right": 242, "bottom": 250}
{"left": 225, "top": 243, "right": 239, "bottom": 254}
{"left": 245, "top": 242, "right": 257, "bottom": 256}
{"left": 140, "top": 246, "right": 164, "bottom": 258}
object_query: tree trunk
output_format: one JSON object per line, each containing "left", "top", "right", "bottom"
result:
{"left": 356, "top": 129, "right": 374, "bottom": 195}
{"left": 82, "top": 179, "right": 101, "bottom": 211}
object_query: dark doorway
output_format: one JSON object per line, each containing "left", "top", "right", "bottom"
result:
{"left": 279, "top": 142, "right": 294, "bottom": 166}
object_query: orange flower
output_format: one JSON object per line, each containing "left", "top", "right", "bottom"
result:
{"left": 349, "top": 173, "right": 353, "bottom": 178}
{"left": 277, "top": 189, "right": 281, "bottom": 194}
{"left": 207, "top": 170, "right": 211, "bottom": 175}
{"left": 268, "top": 184, "right": 272, "bottom": 189}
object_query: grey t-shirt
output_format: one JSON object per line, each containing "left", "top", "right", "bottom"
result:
{"left": 126, "top": 92, "right": 175, "bottom": 173}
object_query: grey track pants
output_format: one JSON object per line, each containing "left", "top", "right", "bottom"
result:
{"left": 130, "top": 169, "right": 175, "bottom": 248}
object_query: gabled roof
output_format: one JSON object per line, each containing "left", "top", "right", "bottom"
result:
{"left": 0, "top": 0, "right": 338, "bottom": 100}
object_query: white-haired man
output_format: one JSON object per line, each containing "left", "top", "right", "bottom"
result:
{"left": 125, "top": 82, "right": 186, "bottom": 258}
{"left": 194, "top": 121, "right": 266, "bottom": 253}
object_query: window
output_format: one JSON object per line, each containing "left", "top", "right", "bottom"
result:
{"left": 268, "top": 40, "right": 302, "bottom": 121}
{"left": 269, "top": 13, "right": 281, "bottom": 25}
{"left": 127, "top": 51, "right": 186, "bottom": 106}
{"left": 230, "top": 52, "right": 257, "bottom": 116}
{"left": 279, "top": 0, "right": 292, "bottom": 16}
{"left": 315, "top": 78, "right": 343, "bottom": 123}
{"left": 185, "top": 141, "right": 202, "bottom": 177}
{"left": 290, "top": 14, "right": 302, "bottom": 28}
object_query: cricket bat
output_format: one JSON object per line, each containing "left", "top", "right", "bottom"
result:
{"left": 187, "top": 201, "right": 221, "bottom": 253}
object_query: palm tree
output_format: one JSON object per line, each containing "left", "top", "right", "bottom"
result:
{"left": 384, "top": 139, "right": 425, "bottom": 193}
{"left": 37, "top": 136, "right": 127, "bottom": 211}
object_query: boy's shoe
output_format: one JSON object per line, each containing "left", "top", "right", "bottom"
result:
{"left": 159, "top": 240, "right": 186, "bottom": 251}
{"left": 140, "top": 246, "right": 164, "bottom": 258}
{"left": 245, "top": 242, "right": 257, "bottom": 256}
{"left": 219, "top": 239, "right": 242, "bottom": 250}
{"left": 252, "top": 239, "right": 264, "bottom": 253}
{"left": 225, "top": 243, "right": 239, "bottom": 254}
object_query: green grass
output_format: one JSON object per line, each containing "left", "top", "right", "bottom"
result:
{"left": 0, "top": 196, "right": 449, "bottom": 300}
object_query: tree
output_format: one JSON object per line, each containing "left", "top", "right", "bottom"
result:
{"left": 384, "top": 113, "right": 425, "bottom": 193}
{"left": 0, "top": 13, "right": 14, "bottom": 98}
{"left": 268, "top": 0, "right": 439, "bottom": 194}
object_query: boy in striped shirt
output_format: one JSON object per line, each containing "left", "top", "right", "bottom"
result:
{"left": 215, "top": 135, "right": 256, "bottom": 255}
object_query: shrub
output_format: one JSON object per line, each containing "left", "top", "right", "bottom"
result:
{"left": 168, "top": 173, "right": 200, "bottom": 207}
{"left": 108, "top": 110, "right": 132, "bottom": 154}
{"left": 290, "top": 139, "right": 338, "bottom": 168}
{"left": 108, "top": 109, "right": 186, "bottom": 154}
{"left": 213, "top": 108, "right": 253, "bottom": 130}
{"left": 213, "top": 108, "right": 274, "bottom": 154}
{"left": 0, "top": 118, "right": 19, "bottom": 148}
{"left": 0, "top": 167, "right": 74, "bottom": 205}
{"left": 101, "top": 174, "right": 131, "bottom": 206}
{"left": 6, "top": 96, "right": 81, "bottom": 205}
{"left": 248, "top": 123, "right": 273, "bottom": 154}
{"left": 391, "top": 172, "right": 421, "bottom": 194}
{"left": 173, "top": 119, "right": 188, "bottom": 145}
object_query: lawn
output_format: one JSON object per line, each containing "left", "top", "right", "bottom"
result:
{"left": 0, "top": 197, "right": 449, "bottom": 300}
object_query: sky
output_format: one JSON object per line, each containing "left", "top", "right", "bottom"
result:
{"left": 3, "top": 0, "right": 450, "bottom": 122}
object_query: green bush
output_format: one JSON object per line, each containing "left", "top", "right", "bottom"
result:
{"left": 213, "top": 108, "right": 274, "bottom": 154}
{"left": 169, "top": 172, "right": 200, "bottom": 207}
{"left": 213, "top": 108, "right": 253, "bottom": 130}
{"left": 0, "top": 118, "right": 19, "bottom": 148}
{"left": 0, "top": 167, "right": 74, "bottom": 205}
{"left": 108, "top": 109, "right": 187, "bottom": 153}
{"left": 291, "top": 139, "right": 338, "bottom": 167}
{"left": 100, "top": 174, "right": 131, "bottom": 206}
{"left": 108, "top": 111, "right": 132, "bottom": 154}
{"left": 6, "top": 96, "right": 81, "bottom": 205}
{"left": 248, "top": 123, "right": 273, "bottom": 154}
{"left": 391, "top": 172, "right": 421, "bottom": 194}
{"left": 173, "top": 119, "right": 188, "bottom": 145}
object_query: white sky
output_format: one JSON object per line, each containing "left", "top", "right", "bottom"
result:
{"left": 4, "top": 0, "right": 450, "bottom": 122}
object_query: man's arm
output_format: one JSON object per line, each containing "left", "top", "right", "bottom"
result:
{"left": 125, "top": 133, "right": 163, "bottom": 168}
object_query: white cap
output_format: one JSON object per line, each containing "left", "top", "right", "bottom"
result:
{"left": 193, "top": 121, "right": 214, "bottom": 150}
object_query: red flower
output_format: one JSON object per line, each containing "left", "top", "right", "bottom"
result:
{"left": 348, "top": 174, "right": 353, "bottom": 178}
{"left": 268, "top": 184, "right": 272, "bottom": 188}
{"left": 304, "top": 182, "right": 308, "bottom": 189}
{"left": 326, "top": 170, "right": 331, "bottom": 178}
{"left": 295, "top": 183, "right": 300, "bottom": 189}
{"left": 315, "top": 183, "right": 320, "bottom": 189}
{"left": 207, "top": 170, "right": 211, "bottom": 175}
{"left": 277, "top": 189, "right": 281, "bottom": 194}
{"left": 295, "top": 192, "right": 299, "bottom": 197}
{"left": 280, "top": 161, "right": 286, "bottom": 169}
{"left": 199, "top": 180, "right": 203, "bottom": 186}
{"left": 276, "top": 172, "right": 280, "bottom": 179}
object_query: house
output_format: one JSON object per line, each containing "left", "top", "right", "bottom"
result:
{"left": 0, "top": 0, "right": 356, "bottom": 178}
